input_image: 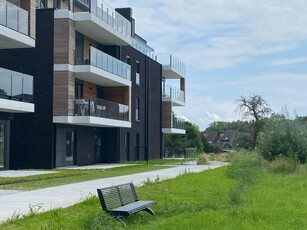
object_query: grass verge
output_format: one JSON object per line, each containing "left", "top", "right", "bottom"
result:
{"left": 0, "top": 165, "right": 170, "bottom": 191}
{"left": 2, "top": 154, "right": 307, "bottom": 229}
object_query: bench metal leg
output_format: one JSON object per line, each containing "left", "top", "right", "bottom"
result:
{"left": 116, "top": 216, "right": 127, "bottom": 227}
{"left": 143, "top": 207, "right": 155, "bottom": 215}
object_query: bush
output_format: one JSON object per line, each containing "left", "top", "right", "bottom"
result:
{"left": 267, "top": 156, "right": 300, "bottom": 174}
{"left": 197, "top": 154, "right": 209, "bottom": 165}
{"left": 257, "top": 114, "right": 307, "bottom": 163}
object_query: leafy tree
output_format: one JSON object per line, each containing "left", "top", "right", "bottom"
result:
{"left": 164, "top": 122, "right": 203, "bottom": 157}
{"left": 257, "top": 113, "right": 307, "bottom": 163}
{"left": 205, "top": 120, "right": 253, "bottom": 133}
{"left": 236, "top": 94, "right": 271, "bottom": 148}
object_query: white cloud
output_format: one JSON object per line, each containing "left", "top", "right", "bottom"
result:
{"left": 269, "top": 57, "right": 307, "bottom": 67}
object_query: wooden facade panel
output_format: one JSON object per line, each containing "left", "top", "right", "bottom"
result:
{"left": 104, "top": 87, "right": 129, "bottom": 105}
{"left": 53, "top": 72, "right": 75, "bottom": 116}
{"left": 54, "top": 19, "right": 75, "bottom": 64}
{"left": 83, "top": 81, "right": 97, "bottom": 100}
{"left": 162, "top": 101, "right": 172, "bottom": 128}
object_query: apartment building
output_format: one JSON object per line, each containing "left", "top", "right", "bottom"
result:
{"left": 0, "top": 0, "right": 36, "bottom": 170}
{"left": 0, "top": 0, "right": 186, "bottom": 169}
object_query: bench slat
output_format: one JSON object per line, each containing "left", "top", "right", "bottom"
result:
{"left": 112, "top": 200, "right": 156, "bottom": 214}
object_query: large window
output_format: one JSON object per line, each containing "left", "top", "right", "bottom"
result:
{"left": 135, "top": 97, "right": 140, "bottom": 121}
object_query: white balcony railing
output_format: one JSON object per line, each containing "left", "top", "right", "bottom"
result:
{"left": 74, "top": 0, "right": 131, "bottom": 38}
{"left": 74, "top": 97, "right": 129, "bottom": 121}
{"left": 0, "top": 0, "right": 29, "bottom": 35}
{"left": 155, "top": 53, "right": 186, "bottom": 76}
{"left": 75, "top": 46, "right": 131, "bottom": 81}
{"left": 0, "top": 67, "right": 33, "bottom": 103}
{"left": 163, "top": 85, "right": 185, "bottom": 102}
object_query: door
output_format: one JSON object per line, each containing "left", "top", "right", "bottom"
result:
{"left": 65, "top": 131, "right": 76, "bottom": 166}
{"left": 0, "top": 122, "right": 5, "bottom": 169}
{"left": 95, "top": 132, "right": 103, "bottom": 163}
{"left": 125, "top": 133, "right": 130, "bottom": 161}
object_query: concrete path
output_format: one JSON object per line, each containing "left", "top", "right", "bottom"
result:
{"left": 0, "top": 164, "right": 225, "bottom": 223}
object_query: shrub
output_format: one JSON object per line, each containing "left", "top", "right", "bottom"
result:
{"left": 197, "top": 154, "right": 209, "bottom": 165}
{"left": 267, "top": 156, "right": 299, "bottom": 174}
{"left": 257, "top": 114, "right": 307, "bottom": 163}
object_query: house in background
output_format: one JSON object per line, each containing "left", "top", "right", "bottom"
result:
{"left": 0, "top": 0, "right": 186, "bottom": 169}
{"left": 0, "top": 0, "right": 36, "bottom": 170}
{"left": 205, "top": 130, "right": 238, "bottom": 150}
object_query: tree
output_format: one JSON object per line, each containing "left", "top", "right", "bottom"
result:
{"left": 236, "top": 94, "right": 271, "bottom": 148}
{"left": 257, "top": 113, "right": 307, "bottom": 163}
{"left": 164, "top": 122, "right": 203, "bottom": 157}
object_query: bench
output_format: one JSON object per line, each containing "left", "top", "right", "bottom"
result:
{"left": 97, "top": 183, "right": 156, "bottom": 224}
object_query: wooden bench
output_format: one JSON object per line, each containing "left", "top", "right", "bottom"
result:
{"left": 97, "top": 183, "right": 156, "bottom": 224}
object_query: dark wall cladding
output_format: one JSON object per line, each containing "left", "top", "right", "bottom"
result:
{"left": 0, "top": 9, "right": 55, "bottom": 169}
{"left": 119, "top": 46, "right": 162, "bottom": 161}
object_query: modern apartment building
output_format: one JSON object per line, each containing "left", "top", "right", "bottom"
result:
{"left": 0, "top": 0, "right": 186, "bottom": 169}
{"left": 0, "top": 0, "right": 36, "bottom": 170}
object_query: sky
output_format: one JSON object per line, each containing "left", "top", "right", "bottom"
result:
{"left": 111, "top": 0, "right": 307, "bottom": 131}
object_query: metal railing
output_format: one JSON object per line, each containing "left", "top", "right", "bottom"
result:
{"left": 173, "top": 116, "right": 185, "bottom": 130}
{"left": 75, "top": 46, "right": 131, "bottom": 80}
{"left": 0, "top": 0, "right": 29, "bottom": 35}
{"left": 0, "top": 67, "right": 33, "bottom": 103}
{"left": 163, "top": 85, "right": 185, "bottom": 102}
{"left": 155, "top": 53, "right": 186, "bottom": 76}
{"left": 74, "top": 0, "right": 131, "bottom": 38}
{"left": 74, "top": 97, "right": 129, "bottom": 121}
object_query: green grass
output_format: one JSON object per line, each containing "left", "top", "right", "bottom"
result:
{"left": 2, "top": 161, "right": 307, "bottom": 229}
{"left": 0, "top": 165, "right": 170, "bottom": 191}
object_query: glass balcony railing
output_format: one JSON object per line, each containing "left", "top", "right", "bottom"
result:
{"left": 75, "top": 46, "right": 131, "bottom": 81}
{"left": 173, "top": 116, "right": 185, "bottom": 130}
{"left": 163, "top": 85, "right": 185, "bottom": 102}
{"left": 74, "top": 97, "right": 129, "bottom": 121}
{"left": 74, "top": 0, "right": 131, "bottom": 38}
{"left": 0, "top": 0, "right": 29, "bottom": 35}
{"left": 155, "top": 53, "right": 186, "bottom": 76}
{"left": 0, "top": 67, "right": 33, "bottom": 103}
{"left": 131, "top": 38, "right": 155, "bottom": 59}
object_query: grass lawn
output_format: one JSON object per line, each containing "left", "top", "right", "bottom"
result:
{"left": 0, "top": 165, "right": 171, "bottom": 191}
{"left": 1, "top": 164, "right": 307, "bottom": 229}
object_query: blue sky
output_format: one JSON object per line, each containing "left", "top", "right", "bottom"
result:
{"left": 111, "top": 0, "right": 307, "bottom": 130}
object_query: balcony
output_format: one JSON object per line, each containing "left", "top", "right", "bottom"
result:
{"left": 74, "top": 46, "right": 131, "bottom": 87}
{"left": 53, "top": 97, "right": 130, "bottom": 128}
{"left": 0, "top": 67, "right": 34, "bottom": 113}
{"left": 155, "top": 53, "right": 186, "bottom": 79}
{"left": 162, "top": 115, "right": 185, "bottom": 134}
{"left": 131, "top": 38, "right": 155, "bottom": 59}
{"left": 73, "top": 0, "right": 131, "bottom": 46}
{"left": 0, "top": 0, "right": 35, "bottom": 48}
{"left": 162, "top": 85, "right": 185, "bottom": 106}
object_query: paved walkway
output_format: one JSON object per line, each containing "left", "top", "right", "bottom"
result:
{"left": 0, "top": 163, "right": 225, "bottom": 223}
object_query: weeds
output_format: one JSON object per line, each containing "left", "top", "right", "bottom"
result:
{"left": 197, "top": 154, "right": 209, "bottom": 165}
{"left": 225, "top": 152, "right": 263, "bottom": 205}
{"left": 267, "top": 156, "right": 300, "bottom": 174}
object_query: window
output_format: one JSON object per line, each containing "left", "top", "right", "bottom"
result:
{"left": 136, "top": 61, "right": 140, "bottom": 85}
{"left": 75, "top": 80, "right": 83, "bottom": 99}
{"left": 135, "top": 97, "right": 140, "bottom": 121}
{"left": 126, "top": 56, "right": 131, "bottom": 65}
